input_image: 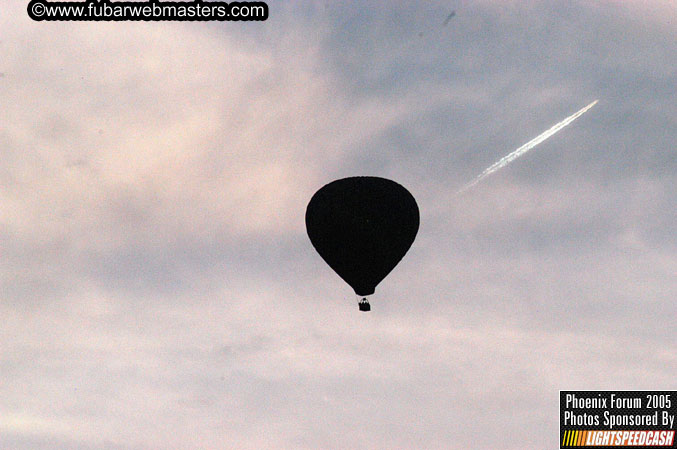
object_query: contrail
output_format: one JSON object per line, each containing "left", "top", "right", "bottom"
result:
{"left": 457, "top": 100, "right": 598, "bottom": 194}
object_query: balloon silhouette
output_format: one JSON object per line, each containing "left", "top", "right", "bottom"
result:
{"left": 305, "top": 177, "right": 419, "bottom": 307}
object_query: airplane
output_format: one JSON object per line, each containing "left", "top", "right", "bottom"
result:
{"left": 443, "top": 10, "right": 456, "bottom": 26}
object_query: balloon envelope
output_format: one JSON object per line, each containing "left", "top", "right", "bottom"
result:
{"left": 305, "top": 176, "right": 419, "bottom": 296}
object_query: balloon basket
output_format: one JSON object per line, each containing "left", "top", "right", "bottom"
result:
{"left": 358, "top": 297, "right": 371, "bottom": 312}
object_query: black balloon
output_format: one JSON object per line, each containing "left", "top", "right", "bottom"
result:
{"left": 306, "top": 176, "right": 419, "bottom": 296}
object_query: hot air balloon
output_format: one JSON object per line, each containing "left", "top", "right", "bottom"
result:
{"left": 305, "top": 176, "right": 419, "bottom": 311}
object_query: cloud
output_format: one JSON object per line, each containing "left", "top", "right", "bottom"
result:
{"left": 1, "top": 1, "right": 676, "bottom": 448}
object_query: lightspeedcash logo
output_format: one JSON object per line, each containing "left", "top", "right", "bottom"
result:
{"left": 27, "top": 0, "right": 268, "bottom": 22}
{"left": 562, "top": 430, "right": 675, "bottom": 447}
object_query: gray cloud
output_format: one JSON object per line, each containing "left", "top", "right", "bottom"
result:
{"left": 1, "top": 0, "right": 676, "bottom": 448}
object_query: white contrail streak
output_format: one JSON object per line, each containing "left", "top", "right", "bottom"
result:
{"left": 457, "top": 100, "right": 598, "bottom": 194}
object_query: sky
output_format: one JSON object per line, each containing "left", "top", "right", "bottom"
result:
{"left": 1, "top": 0, "right": 676, "bottom": 448}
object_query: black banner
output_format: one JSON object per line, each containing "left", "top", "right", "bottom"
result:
{"left": 560, "top": 391, "right": 676, "bottom": 448}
